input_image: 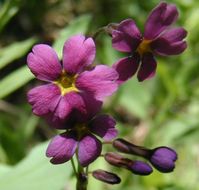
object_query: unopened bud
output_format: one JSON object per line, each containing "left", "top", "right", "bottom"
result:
{"left": 105, "top": 152, "right": 152, "bottom": 176}
{"left": 92, "top": 169, "right": 121, "bottom": 184}
{"left": 127, "top": 160, "right": 153, "bottom": 175}
{"left": 113, "top": 138, "right": 149, "bottom": 158}
{"left": 150, "top": 147, "right": 177, "bottom": 173}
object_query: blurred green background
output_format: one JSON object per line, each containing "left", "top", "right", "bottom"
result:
{"left": 0, "top": 0, "right": 199, "bottom": 189}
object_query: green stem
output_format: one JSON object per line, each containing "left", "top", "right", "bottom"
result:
{"left": 76, "top": 155, "right": 88, "bottom": 190}
{"left": 71, "top": 157, "right": 78, "bottom": 178}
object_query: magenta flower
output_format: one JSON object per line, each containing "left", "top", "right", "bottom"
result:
{"left": 46, "top": 114, "right": 117, "bottom": 167}
{"left": 111, "top": 2, "right": 187, "bottom": 82}
{"left": 27, "top": 35, "right": 118, "bottom": 120}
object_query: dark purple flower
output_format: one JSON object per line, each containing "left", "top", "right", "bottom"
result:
{"left": 111, "top": 2, "right": 187, "bottom": 82}
{"left": 46, "top": 114, "right": 117, "bottom": 167}
{"left": 27, "top": 35, "right": 118, "bottom": 120}
{"left": 150, "top": 146, "right": 177, "bottom": 173}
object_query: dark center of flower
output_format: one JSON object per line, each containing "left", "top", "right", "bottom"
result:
{"left": 55, "top": 70, "right": 78, "bottom": 95}
{"left": 75, "top": 123, "right": 90, "bottom": 140}
{"left": 137, "top": 39, "right": 152, "bottom": 55}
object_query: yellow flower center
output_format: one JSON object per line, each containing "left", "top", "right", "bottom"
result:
{"left": 54, "top": 70, "right": 78, "bottom": 95}
{"left": 137, "top": 39, "right": 152, "bottom": 55}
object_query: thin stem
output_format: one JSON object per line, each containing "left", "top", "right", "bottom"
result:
{"left": 76, "top": 153, "right": 88, "bottom": 190}
{"left": 92, "top": 27, "right": 106, "bottom": 40}
{"left": 71, "top": 157, "right": 78, "bottom": 178}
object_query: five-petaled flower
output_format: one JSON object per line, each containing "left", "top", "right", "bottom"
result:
{"left": 27, "top": 34, "right": 118, "bottom": 121}
{"left": 46, "top": 114, "right": 117, "bottom": 167}
{"left": 111, "top": 2, "right": 187, "bottom": 82}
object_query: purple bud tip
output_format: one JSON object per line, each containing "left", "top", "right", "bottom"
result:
{"left": 92, "top": 169, "right": 121, "bottom": 184}
{"left": 150, "top": 146, "right": 178, "bottom": 173}
{"left": 127, "top": 160, "right": 153, "bottom": 176}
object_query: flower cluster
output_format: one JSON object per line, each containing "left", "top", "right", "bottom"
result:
{"left": 27, "top": 1, "right": 187, "bottom": 188}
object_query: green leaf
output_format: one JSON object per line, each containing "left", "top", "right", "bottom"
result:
{"left": 0, "top": 38, "right": 37, "bottom": 69}
{"left": 0, "top": 0, "right": 22, "bottom": 32}
{"left": 0, "top": 66, "right": 34, "bottom": 99}
{"left": 0, "top": 142, "right": 72, "bottom": 190}
{"left": 118, "top": 79, "right": 152, "bottom": 118}
{"left": 53, "top": 14, "right": 92, "bottom": 58}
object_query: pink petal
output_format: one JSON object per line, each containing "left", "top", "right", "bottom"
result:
{"left": 62, "top": 35, "right": 96, "bottom": 74}
{"left": 137, "top": 53, "right": 157, "bottom": 82}
{"left": 27, "top": 84, "right": 61, "bottom": 116}
{"left": 113, "top": 54, "right": 140, "bottom": 84}
{"left": 78, "top": 134, "right": 102, "bottom": 167}
{"left": 159, "top": 27, "right": 187, "bottom": 43}
{"left": 46, "top": 92, "right": 102, "bottom": 129}
{"left": 27, "top": 44, "right": 62, "bottom": 81}
{"left": 90, "top": 115, "right": 118, "bottom": 141}
{"left": 46, "top": 132, "right": 77, "bottom": 164}
{"left": 112, "top": 19, "right": 142, "bottom": 52}
{"left": 144, "top": 2, "right": 178, "bottom": 40}
{"left": 151, "top": 37, "right": 187, "bottom": 56}
{"left": 76, "top": 65, "right": 118, "bottom": 101}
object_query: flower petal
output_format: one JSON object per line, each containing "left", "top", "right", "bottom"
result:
{"left": 151, "top": 37, "right": 187, "bottom": 56}
{"left": 90, "top": 114, "right": 117, "bottom": 141}
{"left": 27, "top": 44, "right": 62, "bottom": 81}
{"left": 144, "top": 2, "right": 178, "bottom": 39}
{"left": 113, "top": 54, "right": 140, "bottom": 84}
{"left": 27, "top": 84, "right": 61, "bottom": 116}
{"left": 159, "top": 27, "right": 187, "bottom": 43}
{"left": 46, "top": 92, "right": 102, "bottom": 129}
{"left": 76, "top": 65, "right": 118, "bottom": 101}
{"left": 63, "top": 35, "right": 96, "bottom": 74}
{"left": 54, "top": 91, "right": 102, "bottom": 121}
{"left": 78, "top": 134, "right": 102, "bottom": 167}
{"left": 137, "top": 53, "right": 157, "bottom": 82}
{"left": 112, "top": 19, "right": 142, "bottom": 52}
{"left": 46, "top": 132, "right": 77, "bottom": 164}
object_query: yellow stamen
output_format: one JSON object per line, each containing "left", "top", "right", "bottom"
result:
{"left": 54, "top": 70, "right": 78, "bottom": 95}
{"left": 137, "top": 39, "right": 152, "bottom": 55}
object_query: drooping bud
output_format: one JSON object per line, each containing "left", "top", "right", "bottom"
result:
{"left": 104, "top": 152, "right": 152, "bottom": 176}
{"left": 149, "top": 147, "right": 177, "bottom": 173}
{"left": 113, "top": 138, "right": 149, "bottom": 158}
{"left": 92, "top": 169, "right": 121, "bottom": 184}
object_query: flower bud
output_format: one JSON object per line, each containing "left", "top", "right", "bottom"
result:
{"left": 113, "top": 138, "right": 149, "bottom": 158}
{"left": 92, "top": 169, "right": 121, "bottom": 184}
{"left": 126, "top": 160, "right": 153, "bottom": 175}
{"left": 104, "top": 152, "right": 152, "bottom": 175}
{"left": 149, "top": 147, "right": 177, "bottom": 173}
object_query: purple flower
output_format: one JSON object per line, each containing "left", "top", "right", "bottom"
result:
{"left": 27, "top": 35, "right": 118, "bottom": 120}
{"left": 150, "top": 146, "right": 177, "bottom": 173}
{"left": 111, "top": 2, "right": 187, "bottom": 82}
{"left": 46, "top": 114, "right": 117, "bottom": 167}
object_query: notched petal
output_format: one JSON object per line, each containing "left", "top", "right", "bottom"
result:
{"left": 27, "top": 44, "right": 62, "bottom": 81}
{"left": 46, "top": 132, "right": 77, "bottom": 164}
{"left": 63, "top": 34, "right": 96, "bottom": 74}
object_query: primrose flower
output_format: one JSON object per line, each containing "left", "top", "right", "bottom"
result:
{"left": 27, "top": 35, "right": 118, "bottom": 120}
{"left": 111, "top": 2, "right": 187, "bottom": 82}
{"left": 46, "top": 114, "right": 117, "bottom": 167}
